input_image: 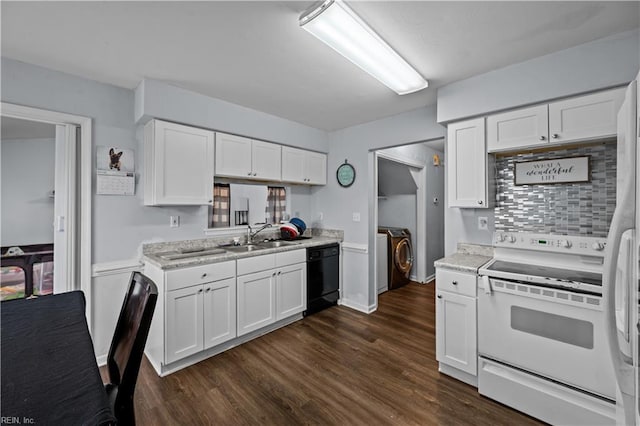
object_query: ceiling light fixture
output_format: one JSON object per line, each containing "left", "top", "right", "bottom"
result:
{"left": 299, "top": 0, "right": 428, "bottom": 95}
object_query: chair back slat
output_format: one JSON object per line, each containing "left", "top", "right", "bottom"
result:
{"left": 107, "top": 272, "right": 158, "bottom": 396}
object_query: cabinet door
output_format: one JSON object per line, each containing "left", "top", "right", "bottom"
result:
{"left": 252, "top": 140, "right": 281, "bottom": 181}
{"left": 166, "top": 285, "right": 204, "bottom": 364}
{"left": 237, "top": 270, "right": 276, "bottom": 336}
{"left": 447, "top": 118, "right": 488, "bottom": 208}
{"left": 276, "top": 263, "right": 307, "bottom": 320}
{"left": 215, "top": 133, "right": 252, "bottom": 178}
{"left": 281, "top": 147, "right": 306, "bottom": 183}
{"left": 435, "top": 291, "right": 477, "bottom": 375}
{"left": 305, "top": 151, "right": 327, "bottom": 185}
{"left": 487, "top": 105, "right": 548, "bottom": 152}
{"left": 203, "top": 278, "right": 237, "bottom": 349}
{"left": 147, "top": 120, "right": 214, "bottom": 205}
{"left": 548, "top": 87, "right": 625, "bottom": 143}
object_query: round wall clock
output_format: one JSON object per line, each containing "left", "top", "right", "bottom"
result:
{"left": 336, "top": 160, "right": 356, "bottom": 188}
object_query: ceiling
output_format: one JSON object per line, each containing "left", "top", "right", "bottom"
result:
{"left": 1, "top": 2, "right": 638, "bottom": 131}
{"left": 1, "top": 117, "right": 56, "bottom": 140}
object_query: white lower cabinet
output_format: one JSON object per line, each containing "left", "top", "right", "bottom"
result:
{"left": 435, "top": 268, "right": 478, "bottom": 383}
{"left": 166, "top": 277, "right": 236, "bottom": 364}
{"left": 237, "top": 249, "right": 307, "bottom": 337}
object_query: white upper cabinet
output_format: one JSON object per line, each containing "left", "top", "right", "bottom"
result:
{"left": 215, "top": 132, "right": 281, "bottom": 181}
{"left": 251, "top": 140, "right": 281, "bottom": 181}
{"left": 214, "top": 133, "right": 252, "bottom": 177}
{"left": 486, "top": 87, "right": 625, "bottom": 153}
{"left": 487, "top": 105, "right": 548, "bottom": 152}
{"left": 281, "top": 146, "right": 327, "bottom": 185}
{"left": 548, "top": 87, "right": 625, "bottom": 143}
{"left": 447, "top": 118, "right": 489, "bottom": 208}
{"left": 144, "top": 119, "right": 215, "bottom": 206}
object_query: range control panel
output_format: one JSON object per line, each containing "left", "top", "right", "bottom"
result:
{"left": 493, "top": 232, "right": 607, "bottom": 256}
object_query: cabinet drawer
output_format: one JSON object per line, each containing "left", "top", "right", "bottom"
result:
{"left": 166, "top": 261, "right": 235, "bottom": 292}
{"left": 436, "top": 268, "right": 476, "bottom": 297}
{"left": 275, "top": 249, "right": 306, "bottom": 267}
{"left": 237, "top": 253, "right": 276, "bottom": 276}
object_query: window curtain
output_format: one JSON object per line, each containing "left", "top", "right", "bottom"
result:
{"left": 211, "top": 184, "right": 230, "bottom": 228}
{"left": 266, "top": 187, "right": 286, "bottom": 224}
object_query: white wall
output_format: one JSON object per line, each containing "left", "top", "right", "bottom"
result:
{"left": 314, "top": 105, "right": 446, "bottom": 311}
{"left": 1, "top": 137, "right": 55, "bottom": 246}
{"left": 136, "top": 78, "right": 328, "bottom": 152}
{"left": 437, "top": 29, "right": 640, "bottom": 123}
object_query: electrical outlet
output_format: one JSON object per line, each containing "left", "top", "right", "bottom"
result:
{"left": 352, "top": 212, "right": 361, "bottom": 222}
{"left": 478, "top": 216, "right": 488, "bottom": 231}
{"left": 170, "top": 215, "right": 180, "bottom": 228}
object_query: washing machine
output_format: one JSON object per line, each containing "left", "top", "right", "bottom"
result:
{"left": 378, "top": 227, "right": 413, "bottom": 289}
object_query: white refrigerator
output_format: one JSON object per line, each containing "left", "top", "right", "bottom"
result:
{"left": 605, "top": 71, "right": 639, "bottom": 425}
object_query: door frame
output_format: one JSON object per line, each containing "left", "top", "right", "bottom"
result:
{"left": 2, "top": 102, "right": 93, "bottom": 330}
{"left": 373, "top": 151, "right": 426, "bottom": 284}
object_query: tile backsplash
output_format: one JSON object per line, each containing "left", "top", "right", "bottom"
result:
{"left": 494, "top": 142, "right": 616, "bottom": 237}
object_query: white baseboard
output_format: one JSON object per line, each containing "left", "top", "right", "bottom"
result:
{"left": 340, "top": 298, "right": 377, "bottom": 314}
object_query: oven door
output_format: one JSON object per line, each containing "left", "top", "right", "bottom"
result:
{"left": 478, "top": 278, "right": 616, "bottom": 400}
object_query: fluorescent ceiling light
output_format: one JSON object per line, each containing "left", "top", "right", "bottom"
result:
{"left": 299, "top": 0, "right": 428, "bottom": 95}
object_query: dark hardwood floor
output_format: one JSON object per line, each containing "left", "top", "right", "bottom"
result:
{"left": 103, "top": 282, "right": 543, "bottom": 425}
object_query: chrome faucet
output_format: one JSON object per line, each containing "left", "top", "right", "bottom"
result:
{"left": 247, "top": 223, "right": 272, "bottom": 244}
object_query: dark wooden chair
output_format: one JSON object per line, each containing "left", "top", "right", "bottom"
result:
{"left": 104, "top": 272, "right": 158, "bottom": 426}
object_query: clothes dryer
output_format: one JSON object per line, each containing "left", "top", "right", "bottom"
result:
{"left": 378, "top": 227, "right": 413, "bottom": 289}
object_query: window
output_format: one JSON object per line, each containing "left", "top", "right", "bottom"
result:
{"left": 209, "top": 183, "right": 288, "bottom": 228}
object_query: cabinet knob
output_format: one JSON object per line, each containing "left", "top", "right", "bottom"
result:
{"left": 198, "top": 288, "right": 203, "bottom": 293}
{"left": 437, "top": 294, "right": 442, "bottom": 299}
{"left": 539, "top": 136, "right": 546, "bottom": 141}
{"left": 452, "top": 281, "right": 458, "bottom": 285}
{"left": 272, "top": 272, "right": 277, "bottom": 277}
{"left": 208, "top": 199, "right": 213, "bottom": 203}
{"left": 277, "top": 271, "right": 281, "bottom": 275}
{"left": 205, "top": 287, "right": 211, "bottom": 292}
{"left": 478, "top": 200, "right": 483, "bottom": 205}
{"left": 201, "top": 273, "right": 208, "bottom": 278}
{"left": 551, "top": 133, "right": 559, "bottom": 139}
{"left": 248, "top": 172, "right": 252, "bottom": 176}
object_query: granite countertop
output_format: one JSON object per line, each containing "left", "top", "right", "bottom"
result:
{"left": 434, "top": 243, "right": 494, "bottom": 273}
{"left": 143, "top": 233, "right": 342, "bottom": 270}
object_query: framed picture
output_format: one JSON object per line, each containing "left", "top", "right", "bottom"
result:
{"left": 514, "top": 156, "right": 590, "bottom": 185}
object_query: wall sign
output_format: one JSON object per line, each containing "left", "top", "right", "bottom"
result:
{"left": 515, "top": 156, "right": 590, "bottom": 185}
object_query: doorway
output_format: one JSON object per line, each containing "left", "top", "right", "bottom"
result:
{"left": 372, "top": 140, "right": 445, "bottom": 298}
{"left": 1, "top": 117, "right": 57, "bottom": 300}
{"left": 0, "top": 103, "right": 92, "bottom": 327}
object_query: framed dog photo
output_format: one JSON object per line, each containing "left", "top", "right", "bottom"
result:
{"left": 96, "top": 146, "right": 135, "bottom": 173}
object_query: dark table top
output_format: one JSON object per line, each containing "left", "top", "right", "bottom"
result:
{"left": 1, "top": 291, "right": 116, "bottom": 425}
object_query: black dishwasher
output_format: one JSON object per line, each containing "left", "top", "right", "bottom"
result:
{"left": 304, "top": 243, "right": 340, "bottom": 316}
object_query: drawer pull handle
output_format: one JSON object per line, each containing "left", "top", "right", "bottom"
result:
{"left": 437, "top": 294, "right": 442, "bottom": 299}
{"left": 452, "top": 281, "right": 458, "bottom": 285}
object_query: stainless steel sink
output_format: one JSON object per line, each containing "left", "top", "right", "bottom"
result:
{"left": 257, "top": 240, "right": 299, "bottom": 248}
{"left": 224, "top": 244, "right": 264, "bottom": 253}
{"left": 158, "top": 248, "right": 227, "bottom": 260}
